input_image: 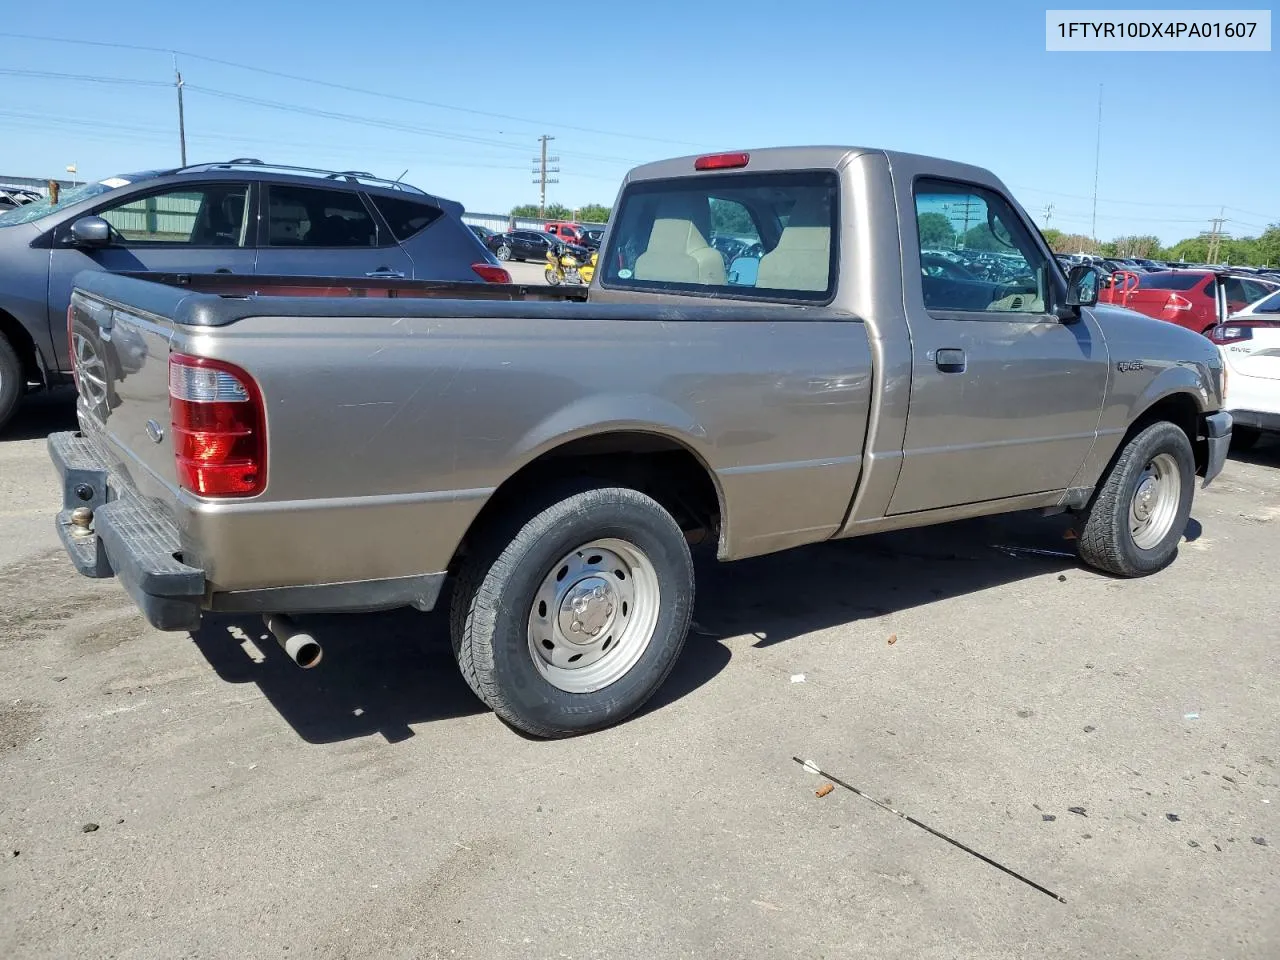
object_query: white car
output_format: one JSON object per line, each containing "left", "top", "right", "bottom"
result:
{"left": 1212, "top": 289, "right": 1280, "bottom": 450}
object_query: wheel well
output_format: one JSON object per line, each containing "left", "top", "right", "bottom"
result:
{"left": 1127, "top": 392, "right": 1203, "bottom": 473}
{"left": 449, "top": 432, "right": 724, "bottom": 572}
{"left": 0, "top": 308, "right": 44, "bottom": 388}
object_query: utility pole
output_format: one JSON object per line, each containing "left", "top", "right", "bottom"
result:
{"left": 532, "top": 135, "right": 559, "bottom": 218}
{"left": 1202, "top": 207, "right": 1227, "bottom": 263}
{"left": 1043, "top": 202, "right": 1055, "bottom": 228}
{"left": 1091, "top": 82, "right": 1102, "bottom": 242}
{"left": 945, "top": 198, "right": 981, "bottom": 248}
{"left": 174, "top": 55, "right": 187, "bottom": 166}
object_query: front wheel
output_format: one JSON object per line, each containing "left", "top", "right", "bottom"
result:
{"left": 1078, "top": 421, "right": 1195, "bottom": 577}
{"left": 544, "top": 267, "right": 561, "bottom": 286}
{"left": 450, "top": 486, "right": 694, "bottom": 738}
{"left": 0, "top": 335, "right": 22, "bottom": 434}
{"left": 495, "top": 244, "right": 512, "bottom": 261}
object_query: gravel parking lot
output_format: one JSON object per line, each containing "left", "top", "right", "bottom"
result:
{"left": 2, "top": 392, "right": 1277, "bottom": 959}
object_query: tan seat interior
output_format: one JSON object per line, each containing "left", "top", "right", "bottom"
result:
{"left": 633, "top": 196, "right": 726, "bottom": 285}
{"left": 756, "top": 194, "right": 831, "bottom": 292}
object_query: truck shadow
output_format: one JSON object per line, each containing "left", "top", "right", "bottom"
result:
{"left": 1228, "top": 434, "right": 1280, "bottom": 467}
{"left": 191, "top": 607, "right": 484, "bottom": 745}
{"left": 0, "top": 390, "right": 78, "bottom": 442}
{"left": 681, "top": 511, "right": 1085, "bottom": 658}
{"left": 190, "top": 509, "right": 1197, "bottom": 744}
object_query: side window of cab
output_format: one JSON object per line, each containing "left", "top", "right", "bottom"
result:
{"left": 914, "top": 179, "right": 1051, "bottom": 316}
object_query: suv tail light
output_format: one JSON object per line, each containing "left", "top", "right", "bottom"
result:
{"left": 472, "top": 263, "right": 511, "bottom": 284}
{"left": 169, "top": 353, "right": 266, "bottom": 497}
{"left": 1163, "top": 294, "right": 1194, "bottom": 312}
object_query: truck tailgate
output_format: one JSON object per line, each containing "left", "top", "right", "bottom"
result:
{"left": 69, "top": 289, "right": 181, "bottom": 496}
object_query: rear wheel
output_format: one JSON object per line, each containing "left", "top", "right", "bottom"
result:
{"left": 1078, "top": 421, "right": 1195, "bottom": 577}
{"left": 544, "top": 267, "right": 561, "bottom": 286}
{"left": 0, "top": 335, "right": 23, "bottom": 434}
{"left": 450, "top": 486, "right": 694, "bottom": 738}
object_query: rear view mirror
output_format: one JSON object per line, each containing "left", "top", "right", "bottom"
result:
{"left": 70, "top": 216, "right": 111, "bottom": 247}
{"left": 1065, "top": 263, "right": 1098, "bottom": 307}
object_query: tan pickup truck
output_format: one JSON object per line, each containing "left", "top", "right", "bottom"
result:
{"left": 49, "top": 146, "right": 1230, "bottom": 737}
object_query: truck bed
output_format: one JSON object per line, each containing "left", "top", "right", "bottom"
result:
{"left": 120, "top": 270, "right": 590, "bottom": 304}
{"left": 62, "top": 269, "right": 875, "bottom": 624}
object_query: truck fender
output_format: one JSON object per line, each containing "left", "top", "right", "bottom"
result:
{"left": 509, "top": 393, "right": 712, "bottom": 465}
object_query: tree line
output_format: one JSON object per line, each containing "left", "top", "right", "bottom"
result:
{"left": 510, "top": 203, "right": 611, "bottom": 223}
{"left": 510, "top": 203, "right": 1279, "bottom": 267}
{"left": 1041, "top": 226, "right": 1280, "bottom": 267}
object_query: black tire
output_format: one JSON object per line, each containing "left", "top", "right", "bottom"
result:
{"left": 1229, "top": 426, "right": 1261, "bottom": 453}
{"left": 1078, "top": 421, "right": 1195, "bottom": 577}
{"left": 450, "top": 485, "right": 694, "bottom": 738}
{"left": 544, "top": 267, "right": 561, "bottom": 286}
{"left": 0, "top": 334, "right": 23, "bottom": 435}
{"left": 495, "top": 244, "right": 512, "bottom": 262}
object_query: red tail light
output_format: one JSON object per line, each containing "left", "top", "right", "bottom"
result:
{"left": 169, "top": 354, "right": 265, "bottom": 497}
{"left": 694, "top": 152, "right": 750, "bottom": 170}
{"left": 1163, "top": 294, "right": 1193, "bottom": 312}
{"left": 472, "top": 263, "right": 511, "bottom": 284}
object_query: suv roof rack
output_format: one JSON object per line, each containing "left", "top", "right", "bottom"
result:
{"left": 173, "top": 160, "right": 427, "bottom": 195}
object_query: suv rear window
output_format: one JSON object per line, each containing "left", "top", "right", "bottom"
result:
{"left": 1138, "top": 272, "right": 1207, "bottom": 290}
{"left": 601, "top": 171, "right": 838, "bottom": 303}
{"left": 371, "top": 195, "right": 443, "bottom": 241}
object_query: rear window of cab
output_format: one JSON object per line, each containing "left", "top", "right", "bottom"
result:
{"left": 600, "top": 170, "right": 838, "bottom": 303}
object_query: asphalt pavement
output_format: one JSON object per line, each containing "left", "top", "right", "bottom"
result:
{"left": 1, "top": 390, "right": 1277, "bottom": 959}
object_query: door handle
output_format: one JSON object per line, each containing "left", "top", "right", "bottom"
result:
{"left": 365, "top": 267, "right": 406, "bottom": 279}
{"left": 934, "top": 348, "right": 966, "bottom": 373}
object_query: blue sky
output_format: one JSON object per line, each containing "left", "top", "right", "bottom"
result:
{"left": 1, "top": 0, "right": 1276, "bottom": 243}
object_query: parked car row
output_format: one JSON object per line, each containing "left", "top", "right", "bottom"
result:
{"left": 483, "top": 228, "right": 593, "bottom": 264}
{"left": 0, "top": 186, "right": 42, "bottom": 211}
{"left": 0, "top": 159, "right": 509, "bottom": 431}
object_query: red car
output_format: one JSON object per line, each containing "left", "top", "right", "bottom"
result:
{"left": 1102, "top": 270, "right": 1279, "bottom": 335}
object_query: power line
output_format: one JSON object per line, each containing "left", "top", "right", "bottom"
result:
{"left": 184, "top": 85, "right": 640, "bottom": 166}
{"left": 0, "top": 31, "right": 706, "bottom": 150}
{"left": 0, "top": 67, "right": 169, "bottom": 87}
{"left": 1015, "top": 185, "right": 1279, "bottom": 223}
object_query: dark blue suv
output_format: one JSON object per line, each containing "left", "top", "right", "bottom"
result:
{"left": 0, "top": 160, "right": 503, "bottom": 431}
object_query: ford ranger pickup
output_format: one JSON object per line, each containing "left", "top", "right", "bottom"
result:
{"left": 48, "top": 146, "right": 1231, "bottom": 737}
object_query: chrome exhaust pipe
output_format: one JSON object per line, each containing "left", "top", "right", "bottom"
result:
{"left": 262, "top": 614, "right": 323, "bottom": 669}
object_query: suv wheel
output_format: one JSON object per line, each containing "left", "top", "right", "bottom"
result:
{"left": 0, "top": 335, "right": 23, "bottom": 434}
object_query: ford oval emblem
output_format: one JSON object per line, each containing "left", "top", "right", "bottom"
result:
{"left": 145, "top": 419, "right": 164, "bottom": 444}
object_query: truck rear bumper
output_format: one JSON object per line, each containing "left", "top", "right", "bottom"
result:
{"left": 48, "top": 430, "right": 448, "bottom": 629}
{"left": 50, "top": 431, "right": 206, "bottom": 631}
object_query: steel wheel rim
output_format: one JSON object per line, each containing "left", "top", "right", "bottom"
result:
{"left": 72, "top": 332, "right": 108, "bottom": 409}
{"left": 527, "top": 537, "right": 660, "bottom": 694}
{"left": 496, "top": 245, "right": 511, "bottom": 261}
{"left": 1129, "top": 452, "right": 1181, "bottom": 549}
